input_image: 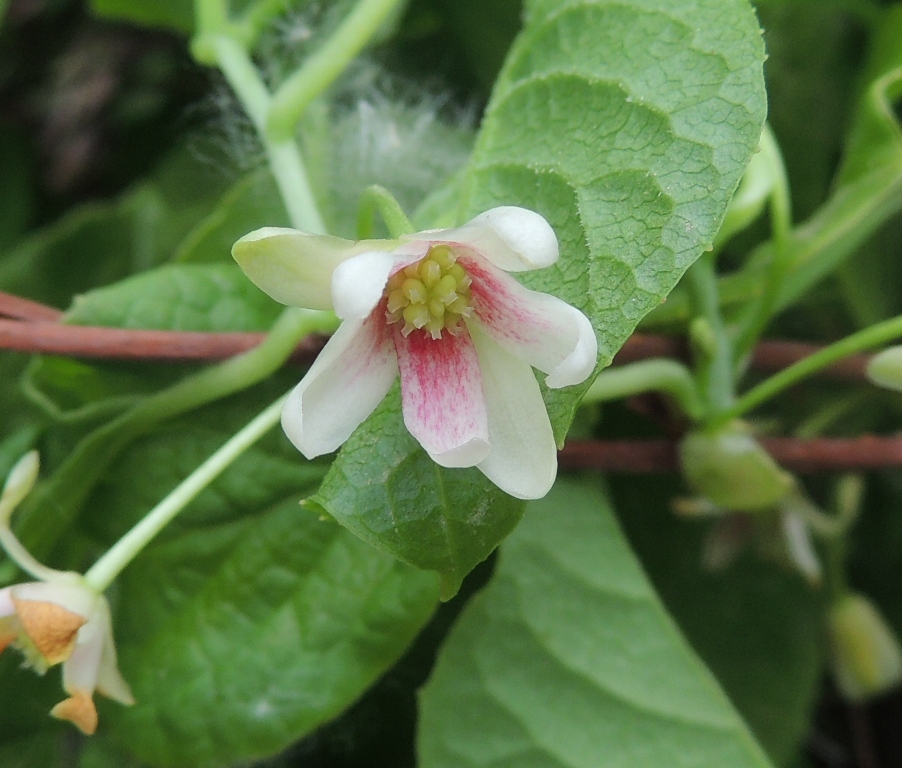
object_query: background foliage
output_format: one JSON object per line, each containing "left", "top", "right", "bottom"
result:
{"left": 0, "top": 1, "right": 901, "bottom": 767}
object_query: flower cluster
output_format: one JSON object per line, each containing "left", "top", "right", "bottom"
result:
{"left": 233, "top": 206, "right": 597, "bottom": 499}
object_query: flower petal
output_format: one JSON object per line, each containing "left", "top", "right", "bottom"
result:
{"left": 50, "top": 690, "right": 98, "bottom": 735}
{"left": 413, "top": 206, "right": 558, "bottom": 272}
{"left": 469, "top": 325, "right": 557, "bottom": 499}
{"left": 232, "top": 227, "right": 398, "bottom": 310}
{"left": 12, "top": 581, "right": 96, "bottom": 617}
{"left": 464, "top": 256, "right": 597, "bottom": 388}
{"left": 11, "top": 596, "right": 86, "bottom": 665}
{"left": 84, "top": 599, "right": 134, "bottom": 705}
{"left": 331, "top": 251, "right": 404, "bottom": 320}
{"left": 394, "top": 326, "right": 490, "bottom": 468}
{"left": 282, "top": 311, "right": 397, "bottom": 458}
{"left": 61, "top": 614, "right": 104, "bottom": 699}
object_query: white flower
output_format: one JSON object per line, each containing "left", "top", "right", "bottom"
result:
{"left": 0, "top": 579, "right": 134, "bottom": 735}
{"left": 0, "top": 451, "right": 133, "bottom": 735}
{"left": 233, "top": 206, "right": 597, "bottom": 499}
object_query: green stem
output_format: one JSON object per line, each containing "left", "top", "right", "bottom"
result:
{"left": 236, "top": 0, "right": 290, "bottom": 48}
{"left": 15, "top": 308, "right": 334, "bottom": 562}
{"left": 211, "top": 35, "right": 326, "bottom": 233}
{"left": 732, "top": 124, "right": 793, "bottom": 363}
{"left": 84, "top": 393, "right": 288, "bottom": 592}
{"left": 686, "top": 254, "right": 735, "bottom": 416}
{"left": 357, "top": 185, "right": 415, "bottom": 238}
{"left": 583, "top": 359, "right": 704, "bottom": 421}
{"left": 0, "top": 506, "right": 72, "bottom": 584}
{"left": 709, "top": 313, "right": 902, "bottom": 430}
{"left": 195, "top": 0, "right": 229, "bottom": 46}
{"left": 267, "top": 0, "right": 404, "bottom": 142}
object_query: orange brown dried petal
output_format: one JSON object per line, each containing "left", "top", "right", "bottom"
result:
{"left": 12, "top": 597, "right": 86, "bottom": 665}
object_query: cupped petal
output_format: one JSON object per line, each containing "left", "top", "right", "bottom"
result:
{"left": 469, "top": 325, "right": 557, "bottom": 499}
{"left": 50, "top": 690, "right": 98, "bottom": 735}
{"left": 394, "top": 326, "right": 490, "bottom": 468}
{"left": 232, "top": 227, "right": 399, "bottom": 311}
{"left": 282, "top": 310, "right": 397, "bottom": 458}
{"left": 61, "top": 615, "right": 105, "bottom": 699}
{"left": 12, "top": 581, "right": 96, "bottom": 618}
{"left": 95, "top": 633, "right": 134, "bottom": 705}
{"left": 0, "top": 586, "right": 13, "bottom": 618}
{"left": 68, "top": 598, "right": 133, "bottom": 705}
{"left": 412, "top": 206, "right": 558, "bottom": 272}
{"left": 464, "top": 256, "right": 597, "bottom": 388}
{"left": 331, "top": 251, "right": 407, "bottom": 320}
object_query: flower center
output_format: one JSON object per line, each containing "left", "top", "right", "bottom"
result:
{"left": 385, "top": 245, "right": 473, "bottom": 339}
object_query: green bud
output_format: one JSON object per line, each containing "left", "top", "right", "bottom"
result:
{"left": 688, "top": 317, "right": 718, "bottom": 358}
{"left": 679, "top": 424, "right": 794, "bottom": 511}
{"left": 829, "top": 594, "right": 902, "bottom": 702}
{"left": 1, "top": 451, "right": 39, "bottom": 523}
{"left": 867, "top": 345, "right": 902, "bottom": 392}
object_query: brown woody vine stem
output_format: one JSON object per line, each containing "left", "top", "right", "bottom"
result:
{"left": 0, "top": 290, "right": 890, "bottom": 474}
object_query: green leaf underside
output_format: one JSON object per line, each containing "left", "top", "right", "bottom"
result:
{"left": 417, "top": 481, "right": 774, "bottom": 768}
{"left": 467, "top": 0, "right": 767, "bottom": 436}
{"left": 311, "top": 387, "right": 525, "bottom": 600}
{"left": 84, "top": 402, "right": 439, "bottom": 768}
{"left": 314, "top": 0, "right": 766, "bottom": 590}
{"left": 609, "top": 475, "right": 823, "bottom": 764}
{"left": 65, "top": 263, "right": 281, "bottom": 333}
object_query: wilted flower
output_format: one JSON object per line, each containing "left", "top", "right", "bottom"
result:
{"left": 0, "top": 452, "right": 133, "bottom": 734}
{"left": 0, "top": 579, "right": 134, "bottom": 734}
{"left": 233, "top": 206, "right": 597, "bottom": 499}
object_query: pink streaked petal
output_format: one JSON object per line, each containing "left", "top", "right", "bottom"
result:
{"left": 469, "top": 325, "right": 557, "bottom": 499}
{"left": 394, "top": 326, "right": 490, "bottom": 468}
{"left": 408, "top": 207, "right": 558, "bottom": 273}
{"left": 282, "top": 311, "right": 397, "bottom": 458}
{"left": 464, "top": 256, "right": 597, "bottom": 388}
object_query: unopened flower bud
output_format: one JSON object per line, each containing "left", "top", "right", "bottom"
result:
{"left": 867, "top": 346, "right": 902, "bottom": 392}
{"left": 829, "top": 593, "right": 902, "bottom": 702}
{"left": 0, "top": 451, "right": 39, "bottom": 521}
{"left": 679, "top": 423, "right": 794, "bottom": 511}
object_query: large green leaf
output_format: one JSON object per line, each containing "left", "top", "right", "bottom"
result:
{"left": 609, "top": 475, "right": 824, "bottom": 765}
{"left": 77, "top": 398, "right": 440, "bottom": 768}
{"left": 311, "top": 387, "right": 525, "bottom": 600}
{"left": 650, "top": 4, "right": 902, "bottom": 329}
{"left": 313, "top": 0, "right": 767, "bottom": 592}
{"left": 417, "top": 481, "right": 774, "bottom": 768}
{"left": 64, "top": 263, "right": 281, "bottom": 332}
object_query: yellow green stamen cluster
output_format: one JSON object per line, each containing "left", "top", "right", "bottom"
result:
{"left": 385, "top": 245, "right": 473, "bottom": 339}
